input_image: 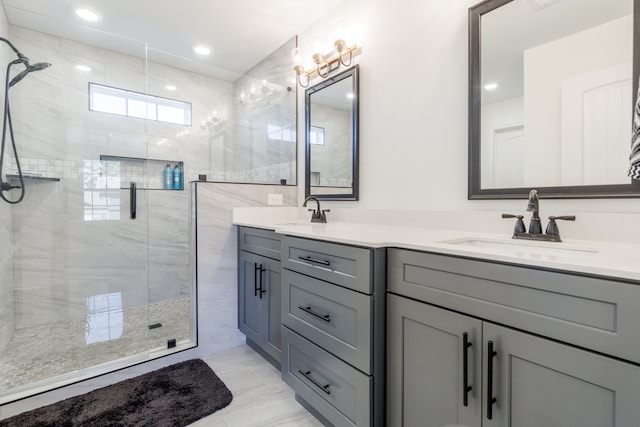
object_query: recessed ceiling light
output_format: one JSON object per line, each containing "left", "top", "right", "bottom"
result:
{"left": 193, "top": 45, "right": 211, "bottom": 56}
{"left": 484, "top": 82, "right": 499, "bottom": 91}
{"left": 75, "top": 64, "right": 92, "bottom": 72}
{"left": 165, "top": 85, "right": 177, "bottom": 91}
{"left": 346, "top": 93, "right": 354, "bottom": 99}
{"left": 75, "top": 8, "right": 100, "bottom": 22}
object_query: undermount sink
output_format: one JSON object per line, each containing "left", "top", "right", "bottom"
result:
{"left": 439, "top": 237, "right": 599, "bottom": 258}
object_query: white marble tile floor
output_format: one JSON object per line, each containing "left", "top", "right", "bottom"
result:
{"left": 190, "top": 345, "right": 323, "bottom": 427}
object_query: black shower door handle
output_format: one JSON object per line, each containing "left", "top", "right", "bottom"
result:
{"left": 130, "top": 181, "right": 137, "bottom": 219}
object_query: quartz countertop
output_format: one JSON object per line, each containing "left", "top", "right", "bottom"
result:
{"left": 232, "top": 209, "right": 640, "bottom": 282}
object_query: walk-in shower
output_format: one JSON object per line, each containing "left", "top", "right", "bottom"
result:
{"left": 0, "top": 29, "right": 198, "bottom": 404}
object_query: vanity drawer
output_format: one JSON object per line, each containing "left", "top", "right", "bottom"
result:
{"left": 282, "top": 327, "right": 371, "bottom": 427}
{"left": 282, "top": 236, "right": 372, "bottom": 293}
{"left": 238, "top": 226, "right": 281, "bottom": 260}
{"left": 388, "top": 248, "right": 640, "bottom": 365}
{"left": 282, "top": 269, "right": 372, "bottom": 373}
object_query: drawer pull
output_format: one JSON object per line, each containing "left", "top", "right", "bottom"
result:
{"left": 487, "top": 340, "right": 498, "bottom": 420}
{"left": 298, "top": 255, "right": 331, "bottom": 266}
{"left": 463, "top": 332, "right": 473, "bottom": 407}
{"left": 298, "top": 305, "right": 331, "bottom": 322}
{"left": 298, "top": 369, "right": 331, "bottom": 394}
{"left": 254, "top": 263, "right": 266, "bottom": 298}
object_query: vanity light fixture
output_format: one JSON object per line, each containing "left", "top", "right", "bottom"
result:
{"left": 294, "top": 39, "right": 358, "bottom": 88}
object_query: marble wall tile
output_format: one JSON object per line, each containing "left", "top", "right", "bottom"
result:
{"left": 0, "top": 9, "right": 15, "bottom": 355}
{"left": 193, "top": 182, "right": 298, "bottom": 356}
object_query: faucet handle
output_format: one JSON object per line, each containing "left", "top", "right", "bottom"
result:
{"left": 545, "top": 215, "right": 576, "bottom": 237}
{"left": 502, "top": 213, "right": 526, "bottom": 234}
{"left": 320, "top": 209, "right": 330, "bottom": 223}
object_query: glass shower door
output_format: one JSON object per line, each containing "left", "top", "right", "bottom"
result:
{"left": 1, "top": 24, "right": 197, "bottom": 405}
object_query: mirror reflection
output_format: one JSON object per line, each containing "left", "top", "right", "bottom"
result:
{"left": 305, "top": 65, "right": 358, "bottom": 200}
{"left": 470, "top": 0, "right": 640, "bottom": 198}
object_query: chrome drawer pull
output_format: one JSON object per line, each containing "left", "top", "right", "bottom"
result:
{"left": 298, "top": 305, "right": 331, "bottom": 322}
{"left": 298, "top": 369, "right": 331, "bottom": 394}
{"left": 298, "top": 255, "right": 331, "bottom": 266}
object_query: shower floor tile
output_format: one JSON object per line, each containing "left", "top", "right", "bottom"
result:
{"left": 0, "top": 298, "right": 191, "bottom": 394}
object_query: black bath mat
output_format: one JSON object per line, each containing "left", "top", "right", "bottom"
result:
{"left": 0, "top": 359, "right": 232, "bottom": 427}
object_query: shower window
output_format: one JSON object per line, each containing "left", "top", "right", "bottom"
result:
{"left": 83, "top": 159, "right": 121, "bottom": 221}
{"left": 89, "top": 83, "right": 192, "bottom": 126}
{"left": 267, "top": 123, "right": 296, "bottom": 142}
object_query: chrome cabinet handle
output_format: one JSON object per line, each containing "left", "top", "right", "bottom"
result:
{"left": 298, "top": 305, "right": 331, "bottom": 322}
{"left": 298, "top": 255, "right": 331, "bottom": 266}
{"left": 298, "top": 369, "right": 331, "bottom": 394}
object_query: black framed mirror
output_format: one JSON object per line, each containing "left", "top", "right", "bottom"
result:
{"left": 469, "top": 0, "right": 640, "bottom": 199}
{"left": 305, "top": 65, "right": 359, "bottom": 200}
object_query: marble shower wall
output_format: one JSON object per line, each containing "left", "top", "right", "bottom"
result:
{"left": 310, "top": 102, "right": 353, "bottom": 187}
{"left": 0, "top": 7, "right": 13, "bottom": 355}
{"left": 6, "top": 26, "right": 233, "bottom": 330}
{"left": 193, "top": 182, "right": 297, "bottom": 356}
{"left": 232, "top": 37, "right": 297, "bottom": 185}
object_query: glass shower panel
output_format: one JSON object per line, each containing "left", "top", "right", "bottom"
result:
{"left": 0, "top": 28, "right": 154, "bottom": 403}
{"left": 144, "top": 47, "right": 204, "bottom": 352}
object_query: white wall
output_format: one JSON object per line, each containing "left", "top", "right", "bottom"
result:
{"left": 296, "top": 0, "right": 640, "bottom": 237}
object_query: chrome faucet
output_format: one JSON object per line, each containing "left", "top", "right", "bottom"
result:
{"left": 303, "top": 196, "right": 329, "bottom": 223}
{"left": 502, "top": 189, "right": 575, "bottom": 242}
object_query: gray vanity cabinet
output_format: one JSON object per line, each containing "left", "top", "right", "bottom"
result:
{"left": 387, "top": 294, "right": 482, "bottom": 427}
{"left": 387, "top": 248, "right": 640, "bottom": 427}
{"left": 280, "top": 235, "right": 386, "bottom": 427}
{"left": 237, "top": 226, "right": 282, "bottom": 364}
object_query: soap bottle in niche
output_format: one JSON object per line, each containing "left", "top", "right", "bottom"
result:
{"left": 173, "top": 164, "right": 182, "bottom": 190}
{"left": 163, "top": 164, "right": 172, "bottom": 189}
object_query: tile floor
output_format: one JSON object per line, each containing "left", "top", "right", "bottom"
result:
{"left": 189, "top": 345, "right": 323, "bottom": 427}
{"left": 0, "top": 298, "right": 192, "bottom": 394}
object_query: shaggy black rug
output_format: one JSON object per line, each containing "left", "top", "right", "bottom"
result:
{"left": 0, "top": 359, "right": 233, "bottom": 427}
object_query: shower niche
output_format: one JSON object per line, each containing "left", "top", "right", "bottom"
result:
{"left": 99, "top": 155, "right": 185, "bottom": 190}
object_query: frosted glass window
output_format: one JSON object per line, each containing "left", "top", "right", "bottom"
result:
{"left": 89, "top": 83, "right": 191, "bottom": 125}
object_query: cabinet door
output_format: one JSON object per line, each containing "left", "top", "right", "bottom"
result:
{"left": 238, "top": 250, "right": 263, "bottom": 344}
{"left": 262, "top": 258, "right": 281, "bottom": 361}
{"left": 483, "top": 323, "right": 640, "bottom": 427}
{"left": 387, "top": 294, "right": 482, "bottom": 427}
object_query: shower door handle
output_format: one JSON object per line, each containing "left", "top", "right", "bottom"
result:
{"left": 130, "top": 181, "right": 137, "bottom": 219}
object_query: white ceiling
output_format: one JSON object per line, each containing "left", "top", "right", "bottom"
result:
{"left": 1, "top": 0, "right": 347, "bottom": 81}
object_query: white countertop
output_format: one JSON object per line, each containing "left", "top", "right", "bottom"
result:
{"left": 233, "top": 210, "right": 640, "bottom": 282}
